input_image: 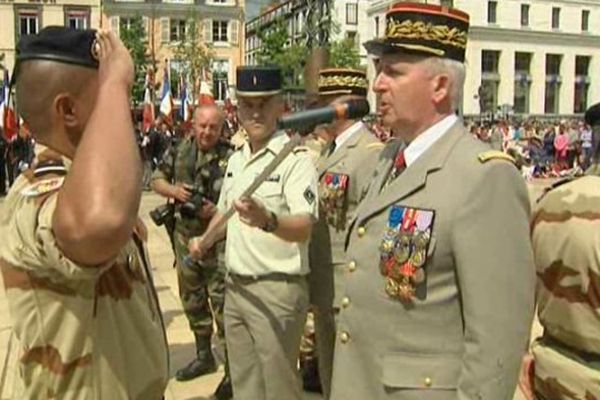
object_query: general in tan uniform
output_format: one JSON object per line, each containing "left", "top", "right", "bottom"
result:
{"left": 188, "top": 66, "right": 319, "bottom": 400}
{"left": 330, "top": 5, "right": 536, "bottom": 400}
{"left": 0, "top": 27, "right": 168, "bottom": 398}
{"left": 528, "top": 103, "right": 600, "bottom": 400}
{"left": 308, "top": 68, "right": 383, "bottom": 398}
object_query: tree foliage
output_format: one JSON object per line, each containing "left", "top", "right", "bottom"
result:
{"left": 329, "top": 38, "right": 361, "bottom": 69}
{"left": 173, "top": 17, "right": 213, "bottom": 102}
{"left": 256, "top": 18, "right": 308, "bottom": 89}
{"left": 120, "top": 17, "right": 149, "bottom": 106}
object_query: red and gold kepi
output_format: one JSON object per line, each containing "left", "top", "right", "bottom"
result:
{"left": 318, "top": 68, "right": 368, "bottom": 97}
{"left": 364, "top": 2, "right": 470, "bottom": 62}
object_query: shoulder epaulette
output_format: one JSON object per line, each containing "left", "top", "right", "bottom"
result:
{"left": 21, "top": 177, "right": 65, "bottom": 197}
{"left": 366, "top": 142, "right": 385, "bottom": 150}
{"left": 293, "top": 146, "right": 309, "bottom": 153}
{"left": 477, "top": 150, "right": 515, "bottom": 165}
{"left": 33, "top": 160, "right": 67, "bottom": 178}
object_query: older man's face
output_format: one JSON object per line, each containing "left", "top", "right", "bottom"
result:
{"left": 373, "top": 53, "right": 437, "bottom": 137}
{"left": 193, "top": 107, "right": 223, "bottom": 151}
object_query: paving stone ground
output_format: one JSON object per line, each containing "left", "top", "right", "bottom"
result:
{"left": 0, "top": 181, "right": 550, "bottom": 399}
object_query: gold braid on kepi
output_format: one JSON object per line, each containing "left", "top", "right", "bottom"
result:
{"left": 318, "top": 68, "right": 368, "bottom": 97}
{"left": 364, "top": 2, "right": 470, "bottom": 62}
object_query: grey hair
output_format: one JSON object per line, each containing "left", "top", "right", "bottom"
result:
{"left": 193, "top": 103, "right": 225, "bottom": 123}
{"left": 420, "top": 57, "right": 466, "bottom": 111}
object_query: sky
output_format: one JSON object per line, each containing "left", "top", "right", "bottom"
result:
{"left": 246, "top": 0, "right": 274, "bottom": 20}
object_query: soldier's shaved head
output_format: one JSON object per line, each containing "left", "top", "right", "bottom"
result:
{"left": 15, "top": 60, "right": 97, "bottom": 137}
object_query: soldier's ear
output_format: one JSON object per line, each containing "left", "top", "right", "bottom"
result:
{"left": 54, "top": 93, "right": 78, "bottom": 128}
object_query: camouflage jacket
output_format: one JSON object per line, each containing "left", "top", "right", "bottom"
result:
{"left": 0, "top": 145, "right": 169, "bottom": 399}
{"left": 152, "top": 137, "right": 233, "bottom": 236}
{"left": 531, "top": 175, "right": 600, "bottom": 400}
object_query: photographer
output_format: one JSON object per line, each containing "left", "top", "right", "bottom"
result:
{"left": 151, "top": 105, "right": 233, "bottom": 398}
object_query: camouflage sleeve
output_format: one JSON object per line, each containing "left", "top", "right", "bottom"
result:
{"left": 151, "top": 145, "right": 176, "bottom": 183}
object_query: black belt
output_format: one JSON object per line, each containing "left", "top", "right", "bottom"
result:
{"left": 228, "top": 272, "right": 304, "bottom": 283}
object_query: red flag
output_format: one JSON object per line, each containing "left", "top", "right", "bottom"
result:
{"left": 3, "top": 101, "right": 17, "bottom": 141}
{"left": 142, "top": 70, "right": 155, "bottom": 133}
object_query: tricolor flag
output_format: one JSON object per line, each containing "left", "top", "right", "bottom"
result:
{"left": 179, "top": 74, "right": 192, "bottom": 122}
{"left": 142, "top": 69, "right": 155, "bottom": 133}
{"left": 1, "top": 69, "right": 17, "bottom": 140}
{"left": 159, "top": 62, "right": 174, "bottom": 120}
{"left": 198, "top": 68, "right": 215, "bottom": 105}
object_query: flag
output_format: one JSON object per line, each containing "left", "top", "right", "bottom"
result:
{"left": 198, "top": 68, "right": 215, "bottom": 105}
{"left": 159, "top": 62, "right": 173, "bottom": 120}
{"left": 1, "top": 69, "right": 17, "bottom": 141}
{"left": 179, "top": 74, "right": 192, "bottom": 122}
{"left": 142, "top": 70, "right": 155, "bottom": 133}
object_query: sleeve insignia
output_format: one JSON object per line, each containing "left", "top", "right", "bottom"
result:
{"left": 304, "top": 186, "right": 316, "bottom": 204}
{"left": 21, "top": 177, "right": 65, "bottom": 197}
{"left": 477, "top": 150, "right": 515, "bottom": 165}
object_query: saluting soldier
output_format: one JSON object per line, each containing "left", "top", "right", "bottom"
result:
{"left": 308, "top": 68, "right": 383, "bottom": 398}
{"left": 151, "top": 104, "right": 233, "bottom": 398}
{"left": 330, "top": 4, "right": 536, "bottom": 400}
{"left": 525, "top": 103, "right": 600, "bottom": 400}
{"left": 188, "top": 66, "right": 319, "bottom": 400}
{"left": 0, "top": 27, "right": 168, "bottom": 398}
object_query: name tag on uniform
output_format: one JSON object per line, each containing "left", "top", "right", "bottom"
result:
{"left": 266, "top": 174, "right": 281, "bottom": 182}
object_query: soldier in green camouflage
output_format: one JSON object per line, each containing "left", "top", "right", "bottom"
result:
{"left": 528, "top": 102, "right": 600, "bottom": 400}
{"left": 151, "top": 105, "right": 233, "bottom": 394}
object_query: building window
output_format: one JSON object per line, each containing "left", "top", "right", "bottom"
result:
{"left": 346, "top": 3, "right": 358, "bottom": 25}
{"left": 374, "top": 16, "right": 379, "bottom": 37}
{"left": 481, "top": 50, "right": 500, "bottom": 73}
{"left": 440, "top": 0, "right": 453, "bottom": 7}
{"left": 65, "top": 8, "right": 89, "bottom": 30}
{"left": 17, "top": 9, "right": 40, "bottom": 37}
{"left": 582, "top": 10, "right": 590, "bottom": 32}
{"left": 574, "top": 55, "right": 591, "bottom": 113}
{"left": 520, "top": 4, "right": 529, "bottom": 27}
{"left": 514, "top": 52, "right": 532, "bottom": 114}
{"left": 212, "top": 20, "right": 228, "bottom": 42}
{"left": 120, "top": 17, "right": 135, "bottom": 31}
{"left": 551, "top": 7, "right": 560, "bottom": 29}
{"left": 545, "top": 54, "right": 562, "bottom": 114}
{"left": 480, "top": 50, "right": 500, "bottom": 114}
{"left": 170, "top": 19, "right": 186, "bottom": 42}
{"left": 487, "top": 1, "right": 497, "bottom": 24}
{"left": 213, "top": 60, "right": 230, "bottom": 101}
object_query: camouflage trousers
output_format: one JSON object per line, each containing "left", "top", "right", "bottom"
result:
{"left": 532, "top": 337, "right": 600, "bottom": 400}
{"left": 174, "top": 230, "right": 226, "bottom": 361}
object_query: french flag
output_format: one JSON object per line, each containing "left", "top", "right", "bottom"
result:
{"left": 142, "top": 69, "right": 155, "bottom": 133}
{"left": 1, "top": 69, "right": 17, "bottom": 140}
{"left": 159, "top": 62, "right": 174, "bottom": 120}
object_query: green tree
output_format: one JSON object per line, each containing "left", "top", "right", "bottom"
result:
{"left": 329, "top": 38, "right": 361, "bottom": 69}
{"left": 173, "top": 17, "right": 213, "bottom": 103}
{"left": 256, "top": 18, "right": 308, "bottom": 89}
{"left": 120, "top": 16, "right": 149, "bottom": 106}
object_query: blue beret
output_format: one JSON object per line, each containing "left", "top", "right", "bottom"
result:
{"left": 16, "top": 26, "right": 99, "bottom": 69}
{"left": 585, "top": 102, "right": 600, "bottom": 126}
{"left": 236, "top": 66, "right": 282, "bottom": 97}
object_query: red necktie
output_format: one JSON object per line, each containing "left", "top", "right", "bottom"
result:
{"left": 382, "top": 149, "right": 406, "bottom": 191}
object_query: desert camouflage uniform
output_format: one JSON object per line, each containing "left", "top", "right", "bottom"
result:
{"left": 152, "top": 137, "right": 233, "bottom": 360}
{"left": 0, "top": 145, "right": 169, "bottom": 399}
{"left": 531, "top": 175, "right": 600, "bottom": 400}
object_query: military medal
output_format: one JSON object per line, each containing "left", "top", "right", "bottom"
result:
{"left": 379, "top": 206, "right": 435, "bottom": 303}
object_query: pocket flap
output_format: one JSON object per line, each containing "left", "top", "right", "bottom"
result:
{"left": 382, "top": 352, "right": 461, "bottom": 389}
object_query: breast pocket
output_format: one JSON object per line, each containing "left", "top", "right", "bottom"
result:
{"left": 381, "top": 351, "right": 460, "bottom": 400}
{"left": 254, "top": 182, "right": 284, "bottom": 213}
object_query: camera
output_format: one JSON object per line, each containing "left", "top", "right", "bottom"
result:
{"left": 149, "top": 184, "right": 207, "bottom": 226}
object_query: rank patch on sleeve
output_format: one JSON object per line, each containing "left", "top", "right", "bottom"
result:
{"left": 304, "top": 187, "right": 316, "bottom": 204}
